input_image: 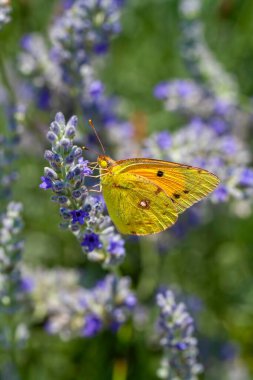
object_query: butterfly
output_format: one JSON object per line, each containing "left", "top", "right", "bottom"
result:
{"left": 88, "top": 121, "right": 220, "bottom": 235}
{"left": 96, "top": 155, "right": 219, "bottom": 235}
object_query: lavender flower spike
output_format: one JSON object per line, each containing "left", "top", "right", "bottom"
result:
{"left": 0, "top": 0, "right": 11, "bottom": 29}
{"left": 156, "top": 289, "right": 203, "bottom": 380}
{"left": 41, "top": 112, "right": 125, "bottom": 267}
{"left": 27, "top": 269, "right": 136, "bottom": 340}
{"left": 50, "top": 0, "right": 123, "bottom": 86}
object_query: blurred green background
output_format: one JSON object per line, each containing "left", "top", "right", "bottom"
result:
{"left": 1, "top": 0, "right": 253, "bottom": 379}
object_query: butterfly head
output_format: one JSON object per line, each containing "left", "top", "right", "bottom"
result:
{"left": 97, "top": 155, "right": 115, "bottom": 170}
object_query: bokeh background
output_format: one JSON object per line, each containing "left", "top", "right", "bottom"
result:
{"left": 1, "top": 0, "right": 253, "bottom": 379}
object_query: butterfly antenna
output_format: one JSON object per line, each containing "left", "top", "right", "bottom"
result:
{"left": 89, "top": 119, "right": 106, "bottom": 154}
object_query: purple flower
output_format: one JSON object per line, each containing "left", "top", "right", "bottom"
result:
{"left": 77, "top": 158, "right": 92, "bottom": 175}
{"left": 124, "top": 294, "right": 137, "bottom": 309}
{"left": 176, "top": 80, "right": 196, "bottom": 97}
{"left": 240, "top": 168, "right": 253, "bottom": 186}
{"left": 155, "top": 131, "right": 171, "bottom": 150}
{"left": 210, "top": 118, "right": 227, "bottom": 134}
{"left": 39, "top": 176, "right": 53, "bottom": 190}
{"left": 94, "top": 42, "right": 109, "bottom": 55}
{"left": 37, "top": 87, "right": 51, "bottom": 110}
{"left": 63, "top": 0, "right": 74, "bottom": 9}
{"left": 213, "top": 185, "right": 229, "bottom": 202}
{"left": 108, "top": 236, "right": 125, "bottom": 256}
{"left": 20, "top": 34, "right": 32, "bottom": 50}
{"left": 175, "top": 342, "right": 188, "bottom": 350}
{"left": 82, "top": 314, "right": 102, "bottom": 337}
{"left": 220, "top": 136, "right": 238, "bottom": 155}
{"left": 220, "top": 342, "right": 238, "bottom": 361}
{"left": 70, "top": 209, "right": 89, "bottom": 224}
{"left": 81, "top": 233, "right": 102, "bottom": 252}
{"left": 214, "top": 99, "right": 231, "bottom": 117}
{"left": 153, "top": 82, "right": 170, "bottom": 99}
{"left": 89, "top": 80, "right": 104, "bottom": 99}
{"left": 20, "top": 277, "right": 35, "bottom": 293}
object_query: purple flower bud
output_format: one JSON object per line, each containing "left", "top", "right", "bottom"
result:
{"left": 44, "top": 167, "right": 58, "bottom": 179}
{"left": 58, "top": 196, "right": 68, "bottom": 204}
{"left": 65, "top": 153, "right": 75, "bottom": 165}
{"left": 67, "top": 115, "right": 78, "bottom": 129}
{"left": 60, "top": 207, "right": 72, "bottom": 219}
{"left": 50, "top": 121, "right": 61, "bottom": 135}
{"left": 47, "top": 131, "right": 58, "bottom": 143}
{"left": 72, "top": 189, "right": 82, "bottom": 199}
{"left": 53, "top": 180, "right": 65, "bottom": 192}
{"left": 65, "top": 126, "right": 76, "bottom": 139}
{"left": 66, "top": 171, "right": 74, "bottom": 181}
{"left": 59, "top": 138, "right": 72, "bottom": 151}
{"left": 73, "top": 147, "right": 83, "bottom": 158}
{"left": 44, "top": 150, "right": 54, "bottom": 162}
{"left": 55, "top": 112, "right": 65, "bottom": 126}
{"left": 71, "top": 223, "right": 80, "bottom": 232}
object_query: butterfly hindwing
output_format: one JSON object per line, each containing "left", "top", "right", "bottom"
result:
{"left": 101, "top": 172, "right": 178, "bottom": 235}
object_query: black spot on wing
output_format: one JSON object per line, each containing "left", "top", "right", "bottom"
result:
{"left": 157, "top": 170, "right": 164, "bottom": 177}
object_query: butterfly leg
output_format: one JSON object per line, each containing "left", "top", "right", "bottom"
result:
{"left": 85, "top": 173, "right": 107, "bottom": 178}
{"left": 88, "top": 183, "right": 102, "bottom": 193}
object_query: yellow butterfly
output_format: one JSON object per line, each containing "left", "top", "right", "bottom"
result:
{"left": 89, "top": 121, "right": 220, "bottom": 236}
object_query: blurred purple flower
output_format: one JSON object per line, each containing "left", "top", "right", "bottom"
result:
{"left": 82, "top": 314, "right": 103, "bottom": 337}
{"left": 108, "top": 236, "right": 125, "bottom": 256}
{"left": 89, "top": 80, "right": 104, "bottom": 99}
{"left": 240, "top": 168, "right": 253, "bottom": 186}
{"left": 153, "top": 82, "right": 170, "bottom": 99}
{"left": 20, "top": 277, "right": 35, "bottom": 293}
{"left": 213, "top": 185, "right": 229, "bottom": 202}
{"left": 155, "top": 131, "right": 171, "bottom": 150}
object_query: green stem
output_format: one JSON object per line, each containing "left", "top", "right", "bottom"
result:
{"left": 0, "top": 57, "right": 16, "bottom": 104}
{"left": 137, "top": 237, "right": 159, "bottom": 300}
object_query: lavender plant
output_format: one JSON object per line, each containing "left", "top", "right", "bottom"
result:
{"left": 156, "top": 289, "right": 203, "bottom": 380}
{"left": 0, "top": 202, "right": 31, "bottom": 378}
{"left": 18, "top": 0, "right": 135, "bottom": 157}
{"left": 50, "top": 0, "right": 123, "bottom": 87}
{"left": 25, "top": 268, "right": 136, "bottom": 339}
{"left": 40, "top": 111, "right": 125, "bottom": 267}
{"left": 0, "top": 0, "right": 11, "bottom": 30}
{"left": 153, "top": 79, "right": 253, "bottom": 134}
{"left": 179, "top": 0, "right": 238, "bottom": 102}
{"left": 0, "top": 105, "right": 25, "bottom": 209}
{"left": 144, "top": 118, "right": 253, "bottom": 203}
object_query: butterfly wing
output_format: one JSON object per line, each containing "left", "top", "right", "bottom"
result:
{"left": 110, "top": 158, "right": 220, "bottom": 214}
{"left": 101, "top": 172, "right": 178, "bottom": 235}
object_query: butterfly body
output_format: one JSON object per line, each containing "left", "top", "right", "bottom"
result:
{"left": 97, "top": 155, "right": 220, "bottom": 235}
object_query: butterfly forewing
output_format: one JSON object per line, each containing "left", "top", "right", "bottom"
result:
{"left": 111, "top": 158, "right": 220, "bottom": 214}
